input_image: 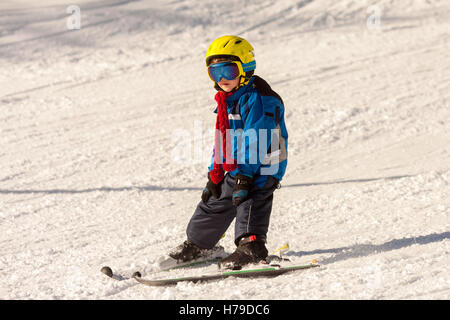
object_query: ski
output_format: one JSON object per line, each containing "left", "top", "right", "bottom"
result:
{"left": 157, "top": 256, "right": 224, "bottom": 272}
{"left": 132, "top": 262, "right": 320, "bottom": 286}
{"left": 100, "top": 257, "right": 224, "bottom": 281}
{"left": 101, "top": 242, "right": 293, "bottom": 282}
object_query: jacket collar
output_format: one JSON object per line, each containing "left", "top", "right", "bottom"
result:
{"left": 212, "top": 76, "right": 255, "bottom": 113}
{"left": 226, "top": 76, "right": 255, "bottom": 104}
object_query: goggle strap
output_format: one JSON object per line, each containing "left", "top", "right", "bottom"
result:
{"left": 242, "top": 61, "right": 256, "bottom": 72}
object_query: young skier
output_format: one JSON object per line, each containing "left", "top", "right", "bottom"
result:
{"left": 170, "top": 35, "right": 288, "bottom": 270}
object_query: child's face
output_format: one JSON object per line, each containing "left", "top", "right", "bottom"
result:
{"left": 217, "top": 77, "right": 240, "bottom": 92}
{"left": 210, "top": 58, "right": 241, "bottom": 92}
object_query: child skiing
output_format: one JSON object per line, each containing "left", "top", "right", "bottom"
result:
{"left": 170, "top": 35, "right": 288, "bottom": 270}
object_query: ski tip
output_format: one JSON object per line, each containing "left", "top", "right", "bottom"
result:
{"left": 101, "top": 266, "right": 113, "bottom": 278}
{"left": 132, "top": 271, "right": 142, "bottom": 278}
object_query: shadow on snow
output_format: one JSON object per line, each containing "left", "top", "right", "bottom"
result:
{"left": 0, "top": 174, "right": 414, "bottom": 194}
{"left": 287, "top": 231, "right": 450, "bottom": 265}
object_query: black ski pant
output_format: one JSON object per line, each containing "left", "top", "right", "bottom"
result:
{"left": 186, "top": 173, "right": 279, "bottom": 249}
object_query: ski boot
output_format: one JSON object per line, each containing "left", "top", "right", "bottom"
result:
{"left": 218, "top": 235, "right": 268, "bottom": 270}
{"left": 169, "top": 239, "right": 226, "bottom": 263}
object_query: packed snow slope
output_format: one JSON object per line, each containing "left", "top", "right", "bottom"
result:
{"left": 1, "top": 0, "right": 449, "bottom": 299}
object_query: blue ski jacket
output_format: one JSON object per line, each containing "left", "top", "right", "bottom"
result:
{"left": 208, "top": 76, "right": 288, "bottom": 188}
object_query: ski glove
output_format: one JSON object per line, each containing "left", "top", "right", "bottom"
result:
{"left": 232, "top": 174, "right": 253, "bottom": 207}
{"left": 201, "top": 173, "right": 222, "bottom": 203}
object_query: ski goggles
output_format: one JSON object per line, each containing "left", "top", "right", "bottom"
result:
{"left": 207, "top": 61, "right": 242, "bottom": 82}
{"left": 207, "top": 59, "right": 256, "bottom": 82}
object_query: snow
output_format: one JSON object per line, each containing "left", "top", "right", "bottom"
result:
{"left": 1, "top": 0, "right": 449, "bottom": 299}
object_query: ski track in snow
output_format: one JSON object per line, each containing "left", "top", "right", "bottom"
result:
{"left": 0, "top": 0, "right": 449, "bottom": 299}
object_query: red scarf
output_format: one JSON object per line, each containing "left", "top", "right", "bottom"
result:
{"left": 209, "top": 91, "right": 237, "bottom": 184}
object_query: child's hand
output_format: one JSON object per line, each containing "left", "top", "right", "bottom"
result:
{"left": 232, "top": 174, "right": 253, "bottom": 207}
{"left": 201, "top": 176, "right": 222, "bottom": 203}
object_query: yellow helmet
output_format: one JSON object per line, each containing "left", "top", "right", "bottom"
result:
{"left": 205, "top": 35, "right": 256, "bottom": 87}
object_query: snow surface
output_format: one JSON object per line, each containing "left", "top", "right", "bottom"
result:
{"left": 0, "top": 0, "right": 449, "bottom": 299}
